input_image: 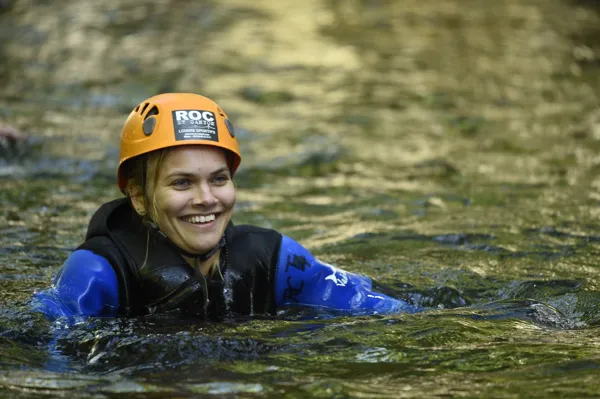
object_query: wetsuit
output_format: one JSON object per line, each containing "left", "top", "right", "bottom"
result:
{"left": 32, "top": 198, "right": 419, "bottom": 320}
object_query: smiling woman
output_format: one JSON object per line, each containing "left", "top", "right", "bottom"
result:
{"left": 128, "top": 146, "right": 236, "bottom": 277}
{"left": 31, "top": 93, "right": 420, "bottom": 320}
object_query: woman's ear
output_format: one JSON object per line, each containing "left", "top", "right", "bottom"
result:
{"left": 127, "top": 184, "right": 147, "bottom": 216}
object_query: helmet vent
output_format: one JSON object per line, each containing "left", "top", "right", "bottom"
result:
{"left": 140, "top": 102, "right": 150, "bottom": 115}
{"left": 144, "top": 105, "right": 159, "bottom": 120}
{"left": 134, "top": 105, "right": 140, "bottom": 112}
{"left": 224, "top": 119, "right": 235, "bottom": 138}
{"left": 143, "top": 117, "right": 156, "bottom": 136}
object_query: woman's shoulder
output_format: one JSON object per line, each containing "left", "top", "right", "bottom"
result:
{"left": 86, "top": 197, "right": 141, "bottom": 240}
{"left": 225, "top": 223, "right": 283, "bottom": 264}
{"left": 88, "top": 197, "right": 132, "bottom": 227}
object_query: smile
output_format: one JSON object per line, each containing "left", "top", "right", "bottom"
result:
{"left": 183, "top": 214, "right": 217, "bottom": 224}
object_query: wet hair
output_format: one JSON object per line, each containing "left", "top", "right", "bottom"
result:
{"left": 123, "top": 149, "right": 165, "bottom": 224}
{"left": 122, "top": 147, "right": 224, "bottom": 278}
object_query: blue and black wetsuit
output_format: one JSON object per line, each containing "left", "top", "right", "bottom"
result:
{"left": 32, "top": 198, "right": 419, "bottom": 320}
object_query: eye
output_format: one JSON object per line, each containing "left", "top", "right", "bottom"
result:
{"left": 212, "top": 174, "right": 230, "bottom": 185}
{"left": 171, "top": 178, "right": 191, "bottom": 189}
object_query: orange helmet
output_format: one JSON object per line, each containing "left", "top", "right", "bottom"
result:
{"left": 117, "top": 93, "right": 241, "bottom": 193}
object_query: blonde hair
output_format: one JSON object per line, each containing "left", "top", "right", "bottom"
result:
{"left": 123, "top": 148, "right": 223, "bottom": 278}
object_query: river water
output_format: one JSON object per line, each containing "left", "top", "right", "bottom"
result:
{"left": 1, "top": 0, "right": 600, "bottom": 397}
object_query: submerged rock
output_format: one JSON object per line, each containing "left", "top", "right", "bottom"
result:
{"left": 0, "top": 125, "right": 26, "bottom": 149}
{"left": 0, "top": 125, "right": 25, "bottom": 139}
{"left": 0, "top": 125, "right": 31, "bottom": 166}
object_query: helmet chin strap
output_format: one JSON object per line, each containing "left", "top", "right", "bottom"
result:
{"left": 178, "top": 236, "right": 226, "bottom": 262}
{"left": 146, "top": 220, "right": 226, "bottom": 262}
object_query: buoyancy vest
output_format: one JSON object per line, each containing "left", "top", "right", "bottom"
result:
{"left": 78, "top": 198, "right": 282, "bottom": 318}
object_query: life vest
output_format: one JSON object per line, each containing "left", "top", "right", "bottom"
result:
{"left": 78, "top": 198, "right": 282, "bottom": 318}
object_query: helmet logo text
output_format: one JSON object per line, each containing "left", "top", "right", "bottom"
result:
{"left": 174, "top": 110, "right": 215, "bottom": 122}
{"left": 172, "top": 109, "right": 219, "bottom": 143}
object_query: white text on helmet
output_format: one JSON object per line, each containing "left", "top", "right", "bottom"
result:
{"left": 174, "top": 110, "right": 215, "bottom": 122}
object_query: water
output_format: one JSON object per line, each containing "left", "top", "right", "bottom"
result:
{"left": 1, "top": 0, "right": 600, "bottom": 397}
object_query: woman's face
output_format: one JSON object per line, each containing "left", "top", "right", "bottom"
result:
{"left": 147, "top": 146, "right": 236, "bottom": 255}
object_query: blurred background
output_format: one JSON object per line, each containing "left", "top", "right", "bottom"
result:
{"left": 2, "top": 0, "right": 600, "bottom": 397}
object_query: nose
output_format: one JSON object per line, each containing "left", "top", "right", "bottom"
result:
{"left": 192, "top": 183, "right": 217, "bottom": 207}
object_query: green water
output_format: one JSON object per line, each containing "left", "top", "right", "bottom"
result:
{"left": 1, "top": 0, "right": 600, "bottom": 397}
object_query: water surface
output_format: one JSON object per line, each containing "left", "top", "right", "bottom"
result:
{"left": 1, "top": 0, "right": 600, "bottom": 397}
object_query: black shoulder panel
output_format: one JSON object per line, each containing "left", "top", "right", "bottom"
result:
{"left": 225, "top": 224, "right": 282, "bottom": 315}
{"left": 80, "top": 197, "right": 146, "bottom": 315}
{"left": 85, "top": 197, "right": 130, "bottom": 241}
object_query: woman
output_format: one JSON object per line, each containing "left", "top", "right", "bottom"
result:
{"left": 33, "top": 93, "right": 419, "bottom": 320}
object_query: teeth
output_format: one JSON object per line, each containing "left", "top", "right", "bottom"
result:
{"left": 186, "top": 214, "right": 216, "bottom": 224}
